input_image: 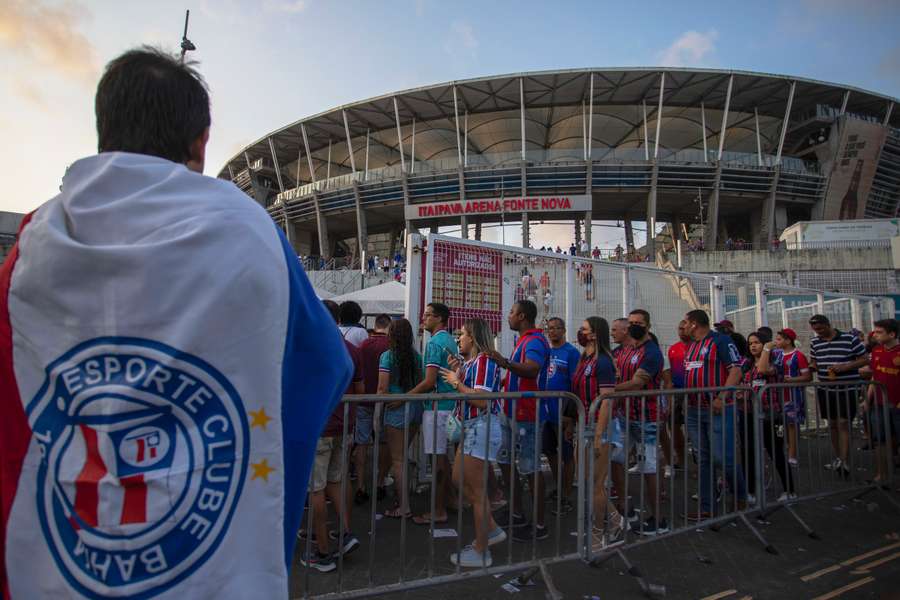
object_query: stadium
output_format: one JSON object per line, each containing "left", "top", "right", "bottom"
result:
{"left": 218, "top": 67, "right": 900, "bottom": 260}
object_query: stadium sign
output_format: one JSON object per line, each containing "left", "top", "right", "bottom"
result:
{"left": 406, "top": 194, "right": 591, "bottom": 220}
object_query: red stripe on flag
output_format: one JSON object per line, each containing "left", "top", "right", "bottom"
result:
{"left": 119, "top": 474, "right": 147, "bottom": 525}
{"left": 1, "top": 211, "right": 34, "bottom": 600}
{"left": 74, "top": 425, "right": 107, "bottom": 528}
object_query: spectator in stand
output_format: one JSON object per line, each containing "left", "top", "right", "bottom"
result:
{"left": 488, "top": 300, "right": 551, "bottom": 539}
{"left": 808, "top": 314, "right": 868, "bottom": 476}
{"left": 409, "top": 303, "right": 459, "bottom": 525}
{"left": 614, "top": 244, "right": 624, "bottom": 261}
{"left": 300, "top": 300, "right": 363, "bottom": 572}
{"left": 541, "top": 317, "right": 581, "bottom": 515}
{"left": 580, "top": 239, "right": 589, "bottom": 256}
{"left": 440, "top": 318, "right": 506, "bottom": 567}
{"left": 378, "top": 318, "right": 424, "bottom": 519}
{"left": 745, "top": 331, "right": 796, "bottom": 501}
{"left": 367, "top": 255, "right": 376, "bottom": 274}
{"left": 597, "top": 309, "right": 667, "bottom": 535}
{"left": 373, "top": 254, "right": 379, "bottom": 273}
{"left": 393, "top": 251, "right": 403, "bottom": 267}
{"left": 769, "top": 329, "right": 812, "bottom": 467}
{"left": 572, "top": 317, "right": 622, "bottom": 548}
{"left": 592, "top": 246, "right": 601, "bottom": 259}
{"left": 682, "top": 309, "right": 746, "bottom": 519}
{"left": 354, "top": 314, "right": 392, "bottom": 505}
{"left": 862, "top": 319, "right": 900, "bottom": 483}
{"left": 539, "top": 270, "right": 550, "bottom": 292}
{"left": 725, "top": 237, "right": 734, "bottom": 251}
{"left": 339, "top": 301, "right": 370, "bottom": 348}
{"left": 555, "top": 245, "right": 563, "bottom": 253}
{"left": 382, "top": 256, "right": 390, "bottom": 274}
{"left": 568, "top": 243, "right": 576, "bottom": 256}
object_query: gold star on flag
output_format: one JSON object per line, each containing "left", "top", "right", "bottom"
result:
{"left": 251, "top": 458, "right": 275, "bottom": 482}
{"left": 249, "top": 407, "right": 272, "bottom": 430}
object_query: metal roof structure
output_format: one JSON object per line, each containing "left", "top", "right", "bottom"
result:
{"left": 218, "top": 67, "right": 897, "bottom": 185}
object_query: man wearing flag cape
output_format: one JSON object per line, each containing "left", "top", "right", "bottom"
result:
{"left": 0, "top": 47, "right": 352, "bottom": 598}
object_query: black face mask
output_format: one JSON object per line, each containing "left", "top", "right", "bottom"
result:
{"left": 628, "top": 324, "right": 647, "bottom": 340}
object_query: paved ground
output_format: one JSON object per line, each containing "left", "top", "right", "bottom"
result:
{"left": 291, "top": 432, "right": 900, "bottom": 600}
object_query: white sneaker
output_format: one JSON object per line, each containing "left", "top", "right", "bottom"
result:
{"left": 487, "top": 527, "right": 507, "bottom": 546}
{"left": 788, "top": 457, "right": 799, "bottom": 468}
{"left": 746, "top": 494, "right": 756, "bottom": 506}
{"left": 450, "top": 545, "right": 492, "bottom": 568}
{"left": 663, "top": 465, "right": 673, "bottom": 479}
{"left": 777, "top": 492, "right": 798, "bottom": 503}
{"left": 628, "top": 464, "right": 641, "bottom": 474}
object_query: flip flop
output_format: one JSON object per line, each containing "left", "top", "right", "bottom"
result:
{"left": 384, "top": 507, "right": 412, "bottom": 519}
{"left": 412, "top": 514, "right": 448, "bottom": 525}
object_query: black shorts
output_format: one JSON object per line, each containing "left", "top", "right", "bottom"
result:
{"left": 816, "top": 386, "right": 859, "bottom": 421}
{"left": 868, "top": 405, "right": 900, "bottom": 445}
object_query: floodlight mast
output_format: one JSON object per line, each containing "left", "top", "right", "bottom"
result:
{"left": 180, "top": 9, "right": 196, "bottom": 62}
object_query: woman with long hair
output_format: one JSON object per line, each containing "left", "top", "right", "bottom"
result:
{"left": 768, "top": 328, "right": 811, "bottom": 468}
{"left": 742, "top": 331, "right": 796, "bottom": 501}
{"left": 377, "top": 318, "right": 423, "bottom": 518}
{"left": 440, "top": 318, "right": 505, "bottom": 568}
{"left": 571, "top": 317, "right": 622, "bottom": 549}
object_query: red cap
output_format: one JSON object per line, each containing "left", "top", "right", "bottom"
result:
{"left": 779, "top": 328, "right": 797, "bottom": 342}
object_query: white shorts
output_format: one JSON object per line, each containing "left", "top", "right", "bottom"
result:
{"left": 422, "top": 410, "right": 451, "bottom": 455}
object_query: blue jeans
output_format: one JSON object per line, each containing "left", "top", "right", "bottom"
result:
{"left": 686, "top": 404, "right": 747, "bottom": 513}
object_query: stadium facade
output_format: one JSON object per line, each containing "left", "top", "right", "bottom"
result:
{"left": 218, "top": 68, "right": 900, "bottom": 259}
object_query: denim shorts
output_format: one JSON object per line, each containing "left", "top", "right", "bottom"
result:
{"left": 869, "top": 405, "right": 900, "bottom": 445}
{"left": 498, "top": 419, "right": 540, "bottom": 475}
{"left": 610, "top": 418, "right": 658, "bottom": 475}
{"left": 462, "top": 413, "right": 503, "bottom": 461}
{"left": 384, "top": 401, "right": 423, "bottom": 430}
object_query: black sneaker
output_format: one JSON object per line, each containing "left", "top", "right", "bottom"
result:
{"left": 513, "top": 524, "right": 549, "bottom": 542}
{"left": 637, "top": 516, "right": 669, "bottom": 536}
{"left": 624, "top": 507, "right": 640, "bottom": 524}
{"left": 336, "top": 532, "right": 360, "bottom": 556}
{"left": 494, "top": 508, "right": 528, "bottom": 528}
{"left": 299, "top": 550, "right": 337, "bottom": 572}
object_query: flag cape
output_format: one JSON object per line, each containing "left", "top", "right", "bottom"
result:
{"left": 0, "top": 152, "right": 351, "bottom": 598}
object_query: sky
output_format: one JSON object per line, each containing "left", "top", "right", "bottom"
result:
{"left": 2, "top": 0, "right": 899, "bottom": 248}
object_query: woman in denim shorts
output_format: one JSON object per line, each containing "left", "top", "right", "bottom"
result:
{"left": 377, "top": 319, "right": 424, "bottom": 518}
{"left": 440, "top": 318, "right": 505, "bottom": 568}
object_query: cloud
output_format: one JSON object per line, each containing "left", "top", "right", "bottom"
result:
{"left": 0, "top": 0, "right": 98, "bottom": 85}
{"left": 656, "top": 30, "right": 719, "bottom": 67}
{"left": 262, "top": 0, "right": 307, "bottom": 13}
{"left": 444, "top": 20, "right": 478, "bottom": 61}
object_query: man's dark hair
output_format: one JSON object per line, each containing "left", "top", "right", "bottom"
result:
{"left": 875, "top": 318, "right": 899, "bottom": 337}
{"left": 729, "top": 332, "right": 750, "bottom": 358}
{"left": 339, "top": 301, "right": 363, "bottom": 325}
{"left": 96, "top": 46, "right": 210, "bottom": 163}
{"left": 427, "top": 302, "right": 450, "bottom": 325}
{"left": 514, "top": 300, "right": 538, "bottom": 324}
{"left": 374, "top": 314, "right": 393, "bottom": 330}
{"left": 629, "top": 309, "right": 651, "bottom": 327}
{"left": 758, "top": 326, "right": 773, "bottom": 341}
{"left": 547, "top": 317, "right": 565, "bottom": 329}
{"left": 809, "top": 314, "right": 830, "bottom": 326}
{"left": 685, "top": 309, "right": 710, "bottom": 328}
{"left": 322, "top": 300, "right": 340, "bottom": 323}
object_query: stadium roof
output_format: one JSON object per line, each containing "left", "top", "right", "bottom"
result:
{"left": 219, "top": 67, "right": 898, "bottom": 184}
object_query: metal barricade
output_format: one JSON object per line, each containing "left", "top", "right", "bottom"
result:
{"left": 753, "top": 381, "right": 900, "bottom": 524}
{"left": 294, "top": 390, "right": 586, "bottom": 600}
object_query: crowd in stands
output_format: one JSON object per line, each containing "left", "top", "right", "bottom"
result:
{"left": 301, "top": 295, "right": 900, "bottom": 572}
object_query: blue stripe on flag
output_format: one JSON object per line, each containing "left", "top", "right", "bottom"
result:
{"left": 276, "top": 230, "right": 353, "bottom": 570}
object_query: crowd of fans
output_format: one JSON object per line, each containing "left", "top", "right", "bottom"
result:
{"left": 300, "top": 298, "right": 900, "bottom": 572}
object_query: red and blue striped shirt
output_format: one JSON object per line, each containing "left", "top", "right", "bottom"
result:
{"left": 456, "top": 353, "right": 502, "bottom": 420}
{"left": 617, "top": 340, "right": 664, "bottom": 421}
{"left": 684, "top": 332, "right": 742, "bottom": 407}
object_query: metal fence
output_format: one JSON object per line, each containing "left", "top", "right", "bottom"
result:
{"left": 293, "top": 380, "right": 897, "bottom": 599}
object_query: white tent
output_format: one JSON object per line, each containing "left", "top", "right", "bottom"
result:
{"left": 314, "top": 287, "right": 335, "bottom": 299}
{"left": 331, "top": 280, "right": 406, "bottom": 315}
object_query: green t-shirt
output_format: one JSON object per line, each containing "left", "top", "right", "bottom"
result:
{"left": 378, "top": 349, "right": 423, "bottom": 394}
{"left": 424, "top": 329, "right": 459, "bottom": 410}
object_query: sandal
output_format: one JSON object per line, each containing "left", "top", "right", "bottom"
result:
{"left": 412, "top": 513, "right": 449, "bottom": 525}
